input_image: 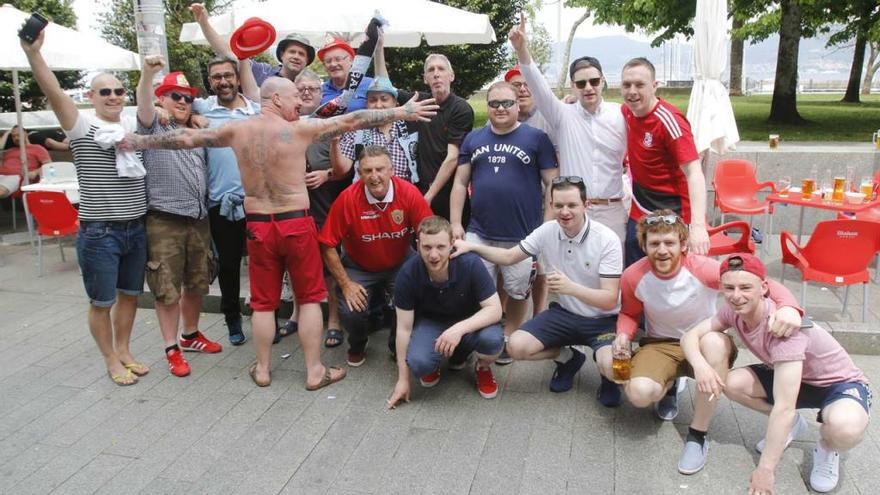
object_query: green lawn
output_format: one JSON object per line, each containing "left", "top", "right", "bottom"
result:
{"left": 469, "top": 93, "right": 880, "bottom": 142}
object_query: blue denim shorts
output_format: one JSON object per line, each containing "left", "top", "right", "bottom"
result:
{"left": 748, "top": 364, "right": 873, "bottom": 423}
{"left": 520, "top": 302, "right": 617, "bottom": 353}
{"left": 76, "top": 218, "right": 147, "bottom": 307}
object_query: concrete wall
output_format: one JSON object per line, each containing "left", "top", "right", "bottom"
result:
{"left": 705, "top": 142, "right": 880, "bottom": 235}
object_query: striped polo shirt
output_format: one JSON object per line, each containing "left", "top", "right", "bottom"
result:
{"left": 64, "top": 114, "right": 146, "bottom": 221}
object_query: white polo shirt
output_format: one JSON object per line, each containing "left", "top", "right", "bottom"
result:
{"left": 519, "top": 215, "right": 622, "bottom": 317}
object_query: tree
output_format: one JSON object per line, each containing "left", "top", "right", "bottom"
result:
{"left": 729, "top": 14, "right": 744, "bottom": 96}
{"left": 506, "top": 1, "right": 553, "bottom": 73}
{"left": 556, "top": 9, "right": 591, "bottom": 93}
{"left": 862, "top": 40, "right": 880, "bottom": 95}
{"left": 98, "top": 0, "right": 231, "bottom": 96}
{"left": 0, "top": 0, "right": 80, "bottom": 112}
{"left": 768, "top": 0, "right": 804, "bottom": 123}
{"left": 384, "top": 0, "right": 526, "bottom": 98}
{"left": 823, "top": 0, "right": 880, "bottom": 103}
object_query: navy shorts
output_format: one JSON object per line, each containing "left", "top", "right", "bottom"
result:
{"left": 748, "top": 364, "right": 873, "bottom": 423}
{"left": 76, "top": 219, "right": 147, "bottom": 307}
{"left": 520, "top": 302, "right": 617, "bottom": 353}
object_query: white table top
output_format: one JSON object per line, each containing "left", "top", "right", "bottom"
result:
{"left": 21, "top": 180, "right": 79, "bottom": 193}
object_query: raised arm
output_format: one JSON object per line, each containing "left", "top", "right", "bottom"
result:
{"left": 509, "top": 16, "right": 566, "bottom": 128}
{"left": 20, "top": 32, "right": 79, "bottom": 130}
{"left": 121, "top": 124, "right": 234, "bottom": 151}
{"left": 136, "top": 55, "right": 166, "bottom": 126}
{"left": 374, "top": 28, "right": 389, "bottom": 79}
{"left": 300, "top": 95, "right": 438, "bottom": 141}
{"left": 238, "top": 58, "right": 260, "bottom": 102}
{"left": 190, "top": 3, "right": 234, "bottom": 58}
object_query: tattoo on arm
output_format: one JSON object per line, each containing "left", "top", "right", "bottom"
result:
{"left": 136, "top": 128, "right": 221, "bottom": 150}
{"left": 314, "top": 108, "right": 398, "bottom": 141}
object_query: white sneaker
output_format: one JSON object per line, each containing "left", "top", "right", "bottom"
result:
{"left": 756, "top": 413, "right": 806, "bottom": 453}
{"left": 810, "top": 444, "right": 840, "bottom": 493}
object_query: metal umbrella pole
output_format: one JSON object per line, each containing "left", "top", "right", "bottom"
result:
{"left": 12, "top": 68, "right": 36, "bottom": 247}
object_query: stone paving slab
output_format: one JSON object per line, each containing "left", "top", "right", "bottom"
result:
{"left": 2, "top": 237, "right": 880, "bottom": 494}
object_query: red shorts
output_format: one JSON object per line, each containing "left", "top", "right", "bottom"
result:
{"left": 246, "top": 215, "right": 327, "bottom": 311}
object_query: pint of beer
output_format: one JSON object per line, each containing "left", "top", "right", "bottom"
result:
{"left": 832, "top": 177, "right": 846, "bottom": 203}
{"left": 769, "top": 134, "right": 780, "bottom": 149}
{"left": 612, "top": 348, "right": 632, "bottom": 383}
{"left": 801, "top": 178, "right": 816, "bottom": 200}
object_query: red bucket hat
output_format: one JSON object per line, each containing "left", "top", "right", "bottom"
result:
{"left": 504, "top": 65, "right": 522, "bottom": 82}
{"left": 154, "top": 71, "right": 199, "bottom": 98}
{"left": 317, "top": 37, "right": 355, "bottom": 62}
{"left": 229, "top": 17, "right": 277, "bottom": 60}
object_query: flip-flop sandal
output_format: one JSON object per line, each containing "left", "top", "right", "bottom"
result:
{"left": 279, "top": 320, "right": 298, "bottom": 337}
{"left": 123, "top": 361, "right": 150, "bottom": 376}
{"left": 305, "top": 366, "right": 347, "bottom": 391}
{"left": 248, "top": 363, "right": 271, "bottom": 387}
{"left": 323, "top": 328, "right": 344, "bottom": 348}
{"left": 108, "top": 368, "right": 138, "bottom": 386}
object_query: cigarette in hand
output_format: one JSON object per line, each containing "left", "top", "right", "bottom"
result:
{"left": 708, "top": 393, "right": 716, "bottom": 402}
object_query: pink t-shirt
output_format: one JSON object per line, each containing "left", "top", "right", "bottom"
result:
{"left": 618, "top": 253, "right": 802, "bottom": 340}
{"left": 718, "top": 300, "right": 867, "bottom": 387}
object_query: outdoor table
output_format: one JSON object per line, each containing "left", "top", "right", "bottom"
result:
{"left": 21, "top": 180, "right": 80, "bottom": 204}
{"left": 766, "top": 191, "right": 880, "bottom": 244}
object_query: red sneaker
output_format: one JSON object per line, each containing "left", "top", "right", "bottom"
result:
{"left": 179, "top": 331, "right": 222, "bottom": 353}
{"left": 419, "top": 368, "right": 441, "bottom": 388}
{"left": 475, "top": 364, "right": 498, "bottom": 399}
{"left": 166, "top": 348, "right": 191, "bottom": 377}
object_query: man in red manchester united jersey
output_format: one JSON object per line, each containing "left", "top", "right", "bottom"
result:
{"left": 320, "top": 145, "right": 433, "bottom": 367}
{"left": 620, "top": 57, "right": 709, "bottom": 267}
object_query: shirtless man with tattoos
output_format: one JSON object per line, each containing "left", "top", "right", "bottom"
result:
{"left": 121, "top": 76, "right": 438, "bottom": 389}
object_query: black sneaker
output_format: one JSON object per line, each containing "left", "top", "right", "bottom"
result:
{"left": 226, "top": 315, "right": 246, "bottom": 346}
{"left": 495, "top": 349, "right": 513, "bottom": 366}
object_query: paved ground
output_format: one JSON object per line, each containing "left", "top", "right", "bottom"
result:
{"left": 1, "top": 241, "right": 880, "bottom": 495}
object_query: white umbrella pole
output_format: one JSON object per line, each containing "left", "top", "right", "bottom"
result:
{"left": 13, "top": 69, "right": 30, "bottom": 186}
{"left": 13, "top": 69, "right": 36, "bottom": 246}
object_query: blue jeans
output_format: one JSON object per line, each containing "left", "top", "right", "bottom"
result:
{"left": 76, "top": 219, "right": 147, "bottom": 307}
{"left": 405, "top": 318, "right": 504, "bottom": 378}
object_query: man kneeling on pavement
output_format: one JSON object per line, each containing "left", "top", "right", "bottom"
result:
{"left": 682, "top": 253, "right": 871, "bottom": 494}
{"left": 387, "top": 216, "right": 504, "bottom": 408}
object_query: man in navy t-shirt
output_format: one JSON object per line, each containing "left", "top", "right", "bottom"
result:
{"left": 451, "top": 81, "right": 559, "bottom": 365}
{"left": 387, "top": 216, "right": 504, "bottom": 408}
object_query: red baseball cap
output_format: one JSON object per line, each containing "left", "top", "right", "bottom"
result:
{"left": 229, "top": 17, "right": 277, "bottom": 60}
{"left": 317, "top": 37, "right": 355, "bottom": 62}
{"left": 154, "top": 71, "right": 199, "bottom": 98}
{"left": 719, "top": 253, "right": 767, "bottom": 280}
{"left": 504, "top": 65, "right": 522, "bottom": 82}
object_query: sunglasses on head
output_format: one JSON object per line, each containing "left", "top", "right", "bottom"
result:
{"left": 98, "top": 88, "right": 126, "bottom": 97}
{"left": 166, "top": 92, "right": 194, "bottom": 104}
{"left": 487, "top": 99, "right": 516, "bottom": 109}
{"left": 644, "top": 214, "right": 680, "bottom": 225}
{"left": 551, "top": 175, "right": 584, "bottom": 185}
{"left": 573, "top": 78, "right": 602, "bottom": 89}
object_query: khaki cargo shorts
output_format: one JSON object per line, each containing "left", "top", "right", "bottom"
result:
{"left": 145, "top": 212, "right": 213, "bottom": 305}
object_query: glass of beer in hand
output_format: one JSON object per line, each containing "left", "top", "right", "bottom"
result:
{"left": 612, "top": 347, "right": 632, "bottom": 383}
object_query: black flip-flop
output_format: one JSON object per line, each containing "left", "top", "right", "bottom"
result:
{"left": 324, "top": 328, "right": 344, "bottom": 348}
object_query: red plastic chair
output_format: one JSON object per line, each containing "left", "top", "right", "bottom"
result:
{"left": 837, "top": 170, "right": 880, "bottom": 280}
{"left": 24, "top": 191, "right": 79, "bottom": 276}
{"left": 707, "top": 220, "right": 756, "bottom": 256}
{"left": 713, "top": 159, "right": 776, "bottom": 221}
{"left": 780, "top": 219, "right": 880, "bottom": 321}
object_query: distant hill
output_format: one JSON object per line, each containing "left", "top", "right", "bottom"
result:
{"left": 545, "top": 33, "right": 856, "bottom": 85}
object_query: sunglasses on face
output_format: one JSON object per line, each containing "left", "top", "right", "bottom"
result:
{"left": 209, "top": 72, "right": 236, "bottom": 82}
{"left": 573, "top": 77, "right": 602, "bottom": 89}
{"left": 487, "top": 99, "right": 516, "bottom": 109}
{"left": 551, "top": 175, "right": 584, "bottom": 185}
{"left": 98, "top": 87, "right": 126, "bottom": 97}
{"left": 166, "top": 92, "right": 194, "bottom": 104}
{"left": 644, "top": 214, "right": 680, "bottom": 225}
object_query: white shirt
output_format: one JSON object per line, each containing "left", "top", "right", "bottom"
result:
{"left": 519, "top": 216, "right": 622, "bottom": 317}
{"left": 520, "top": 62, "right": 627, "bottom": 200}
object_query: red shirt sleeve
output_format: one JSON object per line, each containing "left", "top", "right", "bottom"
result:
{"left": 617, "top": 265, "right": 644, "bottom": 339}
{"left": 318, "top": 188, "right": 351, "bottom": 248}
{"left": 35, "top": 145, "right": 50, "bottom": 165}
{"left": 765, "top": 279, "right": 804, "bottom": 316}
{"left": 686, "top": 254, "right": 722, "bottom": 290}
{"left": 665, "top": 109, "right": 699, "bottom": 166}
